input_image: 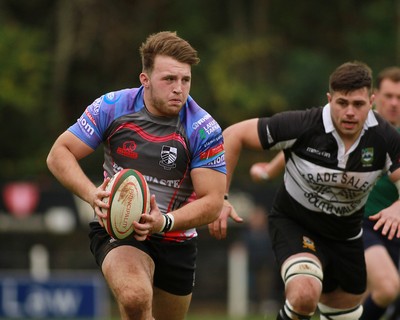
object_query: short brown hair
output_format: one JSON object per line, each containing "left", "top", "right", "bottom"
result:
{"left": 329, "top": 61, "right": 373, "bottom": 94}
{"left": 376, "top": 67, "right": 400, "bottom": 89}
{"left": 139, "top": 31, "right": 200, "bottom": 73}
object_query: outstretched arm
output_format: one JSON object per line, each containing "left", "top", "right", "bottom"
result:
{"left": 250, "top": 150, "right": 285, "bottom": 182}
{"left": 369, "top": 168, "right": 400, "bottom": 239}
{"left": 208, "top": 118, "right": 264, "bottom": 239}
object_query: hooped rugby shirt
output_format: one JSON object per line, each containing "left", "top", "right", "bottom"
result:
{"left": 258, "top": 104, "right": 400, "bottom": 240}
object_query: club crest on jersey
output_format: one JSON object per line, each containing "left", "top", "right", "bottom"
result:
{"left": 302, "top": 236, "right": 316, "bottom": 252}
{"left": 159, "top": 145, "right": 177, "bottom": 170}
{"left": 361, "top": 148, "right": 374, "bottom": 167}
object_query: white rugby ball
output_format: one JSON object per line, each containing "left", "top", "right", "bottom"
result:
{"left": 102, "top": 169, "right": 150, "bottom": 239}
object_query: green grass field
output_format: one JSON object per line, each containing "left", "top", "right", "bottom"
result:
{"left": 187, "top": 315, "right": 275, "bottom": 320}
{"left": 186, "top": 312, "right": 319, "bottom": 320}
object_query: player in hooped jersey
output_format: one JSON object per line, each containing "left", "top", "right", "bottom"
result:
{"left": 47, "top": 31, "right": 226, "bottom": 320}
{"left": 209, "top": 61, "right": 400, "bottom": 320}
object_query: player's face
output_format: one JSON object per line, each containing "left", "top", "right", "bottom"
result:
{"left": 374, "top": 79, "right": 400, "bottom": 126}
{"left": 140, "top": 55, "right": 191, "bottom": 117}
{"left": 328, "top": 88, "right": 374, "bottom": 142}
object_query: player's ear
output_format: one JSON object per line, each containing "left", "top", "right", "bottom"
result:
{"left": 369, "top": 93, "right": 375, "bottom": 107}
{"left": 140, "top": 73, "right": 150, "bottom": 88}
{"left": 326, "top": 92, "right": 332, "bottom": 103}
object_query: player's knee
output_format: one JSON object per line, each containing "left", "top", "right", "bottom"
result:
{"left": 117, "top": 282, "right": 152, "bottom": 316}
{"left": 372, "top": 279, "right": 400, "bottom": 306}
{"left": 281, "top": 257, "right": 323, "bottom": 314}
{"left": 318, "top": 303, "right": 363, "bottom": 320}
{"left": 281, "top": 257, "right": 323, "bottom": 286}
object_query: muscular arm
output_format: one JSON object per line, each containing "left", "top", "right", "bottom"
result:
{"left": 209, "top": 118, "right": 263, "bottom": 239}
{"left": 46, "top": 131, "right": 109, "bottom": 214}
{"left": 223, "top": 118, "right": 264, "bottom": 190}
{"left": 172, "top": 167, "right": 226, "bottom": 229}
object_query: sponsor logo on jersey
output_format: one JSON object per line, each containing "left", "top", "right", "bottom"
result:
{"left": 84, "top": 109, "right": 97, "bottom": 126}
{"left": 104, "top": 91, "right": 121, "bottom": 104}
{"left": 200, "top": 143, "right": 224, "bottom": 160}
{"left": 202, "top": 119, "right": 220, "bottom": 135}
{"left": 361, "top": 148, "right": 374, "bottom": 166}
{"left": 199, "top": 128, "right": 207, "bottom": 139}
{"left": 192, "top": 114, "right": 211, "bottom": 130}
{"left": 144, "top": 175, "right": 181, "bottom": 188}
{"left": 77, "top": 115, "right": 95, "bottom": 137}
{"left": 117, "top": 141, "right": 138, "bottom": 159}
{"left": 306, "top": 147, "right": 331, "bottom": 158}
{"left": 89, "top": 97, "right": 102, "bottom": 115}
{"left": 159, "top": 145, "right": 177, "bottom": 170}
{"left": 206, "top": 154, "right": 225, "bottom": 167}
{"left": 302, "top": 236, "right": 316, "bottom": 252}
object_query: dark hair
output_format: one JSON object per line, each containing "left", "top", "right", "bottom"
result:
{"left": 329, "top": 61, "right": 373, "bottom": 94}
{"left": 139, "top": 31, "right": 200, "bottom": 73}
{"left": 376, "top": 67, "right": 400, "bottom": 89}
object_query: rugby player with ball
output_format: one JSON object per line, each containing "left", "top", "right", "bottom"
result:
{"left": 47, "top": 31, "right": 226, "bottom": 320}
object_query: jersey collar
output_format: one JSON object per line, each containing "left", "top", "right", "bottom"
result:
{"left": 322, "top": 103, "right": 378, "bottom": 134}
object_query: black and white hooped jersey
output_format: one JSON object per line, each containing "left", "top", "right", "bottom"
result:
{"left": 258, "top": 104, "right": 400, "bottom": 240}
{"left": 68, "top": 86, "right": 226, "bottom": 242}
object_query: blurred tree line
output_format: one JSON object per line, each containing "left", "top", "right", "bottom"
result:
{"left": 0, "top": 0, "right": 399, "bottom": 183}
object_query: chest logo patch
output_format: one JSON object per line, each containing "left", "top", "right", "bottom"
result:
{"left": 159, "top": 145, "right": 177, "bottom": 170}
{"left": 117, "top": 141, "right": 138, "bottom": 159}
{"left": 361, "top": 148, "right": 374, "bottom": 167}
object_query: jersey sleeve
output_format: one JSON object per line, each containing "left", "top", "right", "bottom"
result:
{"left": 257, "top": 108, "right": 322, "bottom": 150}
{"left": 385, "top": 123, "right": 400, "bottom": 173}
{"left": 68, "top": 88, "right": 139, "bottom": 149}
{"left": 184, "top": 98, "right": 226, "bottom": 174}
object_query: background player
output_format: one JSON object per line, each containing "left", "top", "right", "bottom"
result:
{"left": 247, "top": 66, "right": 400, "bottom": 319}
{"left": 209, "top": 61, "right": 400, "bottom": 320}
{"left": 361, "top": 67, "right": 400, "bottom": 320}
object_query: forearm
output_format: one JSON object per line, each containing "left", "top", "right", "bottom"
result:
{"left": 47, "top": 145, "right": 97, "bottom": 206}
{"left": 170, "top": 193, "right": 224, "bottom": 230}
{"left": 268, "top": 151, "right": 286, "bottom": 178}
{"left": 223, "top": 118, "right": 263, "bottom": 191}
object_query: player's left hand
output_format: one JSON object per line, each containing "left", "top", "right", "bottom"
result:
{"left": 208, "top": 200, "right": 243, "bottom": 240}
{"left": 250, "top": 162, "right": 270, "bottom": 182}
{"left": 369, "top": 200, "right": 400, "bottom": 240}
{"left": 133, "top": 195, "right": 163, "bottom": 241}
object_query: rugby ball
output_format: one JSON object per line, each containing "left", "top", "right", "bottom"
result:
{"left": 102, "top": 169, "right": 150, "bottom": 239}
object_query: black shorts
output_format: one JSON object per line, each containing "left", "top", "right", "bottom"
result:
{"left": 362, "top": 218, "right": 400, "bottom": 267}
{"left": 88, "top": 222, "right": 197, "bottom": 296}
{"left": 269, "top": 214, "right": 366, "bottom": 294}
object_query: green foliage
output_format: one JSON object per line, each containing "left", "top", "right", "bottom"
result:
{"left": 0, "top": 24, "right": 50, "bottom": 113}
{"left": 0, "top": 0, "right": 399, "bottom": 180}
{"left": 208, "top": 36, "right": 288, "bottom": 125}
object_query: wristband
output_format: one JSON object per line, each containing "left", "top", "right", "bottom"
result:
{"left": 158, "top": 215, "right": 167, "bottom": 233}
{"left": 224, "top": 194, "right": 229, "bottom": 200}
{"left": 160, "top": 213, "right": 175, "bottom": 233}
